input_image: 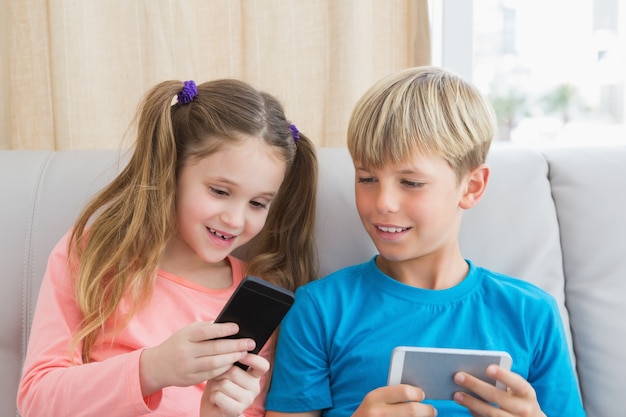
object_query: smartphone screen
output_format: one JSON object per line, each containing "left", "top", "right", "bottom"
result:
{"left": 388, "top": 346, "right": 512, "bottom": 400}
{"left": 215, "top": 276, "right": 295, "bottom": 355}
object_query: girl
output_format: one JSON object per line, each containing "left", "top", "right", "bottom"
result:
{"left": 17, "top": 79, "right": 318, "bottom": 417}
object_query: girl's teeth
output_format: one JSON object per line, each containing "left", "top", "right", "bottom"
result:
{"left": 209, "top": 228, "right": 234, "bottom": 240}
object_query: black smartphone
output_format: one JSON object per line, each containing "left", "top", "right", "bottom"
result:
{"left": 215, "top": 276, "right": 295, "bottom": 366}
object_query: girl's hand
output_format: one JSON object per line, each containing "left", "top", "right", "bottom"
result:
{"left": 200, "top": 353, "right": 270, "bottom": 417}
{"left": 139, "top": 321, "right": 255, "bottom": 396}
{"left": 453, "top": 365, "right": 547, "bottom": 417}
{"left": 351, "top": 385, "right": 437, "bottom": 417}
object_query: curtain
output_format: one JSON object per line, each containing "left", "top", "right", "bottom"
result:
{"left": 0, "top": 0, "right": 430, "bottom": 150}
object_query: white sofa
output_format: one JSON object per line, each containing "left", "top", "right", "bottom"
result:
{"left": 2, "top": 145, "right": 625, "bottom": 417}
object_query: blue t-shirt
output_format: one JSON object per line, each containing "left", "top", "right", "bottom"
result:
{"left": 266, "top": 257, "right": 586, "bottom": 417}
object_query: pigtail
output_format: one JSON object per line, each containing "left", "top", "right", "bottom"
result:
{"left": 69, "top": 81, "right": 182, "bottom": 362}
{"left": 246, "top": 132, "right": 319, "bottom": 291}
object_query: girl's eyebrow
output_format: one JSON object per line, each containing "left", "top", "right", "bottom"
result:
{"left": 212, "top": 176, "right": 278, "bottom": 198}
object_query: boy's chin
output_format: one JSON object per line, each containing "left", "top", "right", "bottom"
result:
{"left": 374, "top": 251, "right": 410, "bottom": 263}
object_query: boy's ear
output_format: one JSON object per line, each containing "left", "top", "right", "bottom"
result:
{"left": 459, "top": 164, "right": 489, "bottom": 209}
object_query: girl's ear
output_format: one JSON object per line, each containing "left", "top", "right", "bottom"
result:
{"left": 459, "top": 164, "right": 489, "bottom": 209}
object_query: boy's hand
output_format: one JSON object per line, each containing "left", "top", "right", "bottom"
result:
{"left": 351, "top": 385, "right": 437, "bottom": 417}
{"left": 453, "top": 365, "right": 547, "bottom": 417}
{"left": 200, "top": 353, "right": 270, "bottom": 417}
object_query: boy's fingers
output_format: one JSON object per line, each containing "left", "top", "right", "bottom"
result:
{"left": 454, "top": 366, "right": 542, "bottom": 416}
{"left": 372, "top": 384, "right": 425, "bottom": 404}
{"left": 486, "top": 365, "right": 535, "bottom": 398}
{"left": 454, "top": 371, "right": 500, "bottom": 403}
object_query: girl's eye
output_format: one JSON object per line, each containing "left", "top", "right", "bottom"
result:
{"left": 210, "top": 186, "right": 229, "bottom": 197}
{"left": 250, "top": 200, "right": 268, "bottom": 210}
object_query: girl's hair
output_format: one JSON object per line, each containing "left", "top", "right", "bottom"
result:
{"left": 347, "top": 66, "right": 496, "bottom": 180}
{"left": 69, "top": 79, "right": 318, "bottom": 363}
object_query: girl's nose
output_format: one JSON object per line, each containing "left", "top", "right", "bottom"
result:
{"left": 221, "top": 203, "right": 246, "bottom": 229}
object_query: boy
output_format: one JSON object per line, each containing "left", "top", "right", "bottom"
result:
{"left": 265, "top": 67, "right": 585, "bottom": 416}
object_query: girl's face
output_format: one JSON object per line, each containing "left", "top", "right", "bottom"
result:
{"left": 171, "top": 137, "right": 286, "bottom": 267}
{"left": 354, "top": 152, "right": 469, "bottom": 277}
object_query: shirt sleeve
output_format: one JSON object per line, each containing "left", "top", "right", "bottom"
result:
{"left": 529, "top": 296, "right": 586, "bottom": 416}
{"left": 17, "top": 232, "right": 159, "bottom": 417}
{"left": 265, "top": 286, "right": 334, "bottom": 412}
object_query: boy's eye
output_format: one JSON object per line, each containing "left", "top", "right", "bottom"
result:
{"left": 357, "top": 177, "right": 376, "bottom": 184}
{"left": 209, "top": 186, "right": 229, "bottom": 197}
{"left": 402, "top": 180, "right": 424, "bottom": 188}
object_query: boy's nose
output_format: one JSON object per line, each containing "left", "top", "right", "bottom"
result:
{"left": 375, "top": 187, "right": 399, "bottom": 214}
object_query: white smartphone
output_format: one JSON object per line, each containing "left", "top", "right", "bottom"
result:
{"left": 387, "top": 346, "right": 513, "bottom": 400}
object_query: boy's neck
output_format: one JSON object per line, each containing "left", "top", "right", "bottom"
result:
{"left": 375, "top": 252, "right": 469, "bottom": 290}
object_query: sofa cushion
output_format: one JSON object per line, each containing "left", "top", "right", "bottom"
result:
{"left": 458, "top": 145, "right": 572, "bottom": 351}
{"left": 315, "top": 148, "right": 377, "bottom": 277}
{"left": 545, "top": 146, "right": 626, "bottom": 417}
{"left": 0, "top": 150, "right": 122, "bottom": 417}
{"left": 0, "top": 151, "right": 52, "bottom": 416}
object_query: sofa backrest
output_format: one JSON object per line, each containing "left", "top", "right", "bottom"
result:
{"left": 2, "top": 145, "right": 626, "bottom": 417}
{"left": 542, "top": 147, "right": 626, "bottom": 417}
{"left": 1, "top": 150, "right": 125, "bottom": 417}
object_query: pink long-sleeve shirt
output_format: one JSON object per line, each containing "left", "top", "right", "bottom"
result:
{"left": 18, "top": 232, "right": 269, "bottom": 417}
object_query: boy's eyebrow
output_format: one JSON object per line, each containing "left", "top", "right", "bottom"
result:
{"left": 354, "top": 165, "right": 422, "bottom": 173}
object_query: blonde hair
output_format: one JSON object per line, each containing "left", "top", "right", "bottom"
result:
{"left": 348, "top": 66, "right": 496, "bottom": 180}
{"left": 69, "top": 79, "right": 318, "bottom": 362}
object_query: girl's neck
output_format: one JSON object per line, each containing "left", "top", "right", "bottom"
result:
{"left": 159, "top": 243, "right": 233, "bottom": 289}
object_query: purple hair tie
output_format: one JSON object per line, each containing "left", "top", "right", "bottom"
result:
{"left": 289, "top": 123, "right": 300, "bottom": 143}
{"left": 177, "top": 80, "right": 197, "bottom": 104}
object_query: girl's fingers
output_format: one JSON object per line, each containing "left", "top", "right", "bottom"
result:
{"left": 238, "top": 353, "right": 270, "bottom": 378}
{"left": 201, "top": 356, "right": 268, "bottom": 417}
{"left": 188, "top": 321, "right": 240, "bottom": 342}
{"left": 195, "top": 337, "right": 256, "bottom": 359}
{"left": 188, "top": 322, "right": 257, "bottom": 359}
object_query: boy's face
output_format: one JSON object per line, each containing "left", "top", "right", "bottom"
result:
{"left": 354, "top": 152, "right": 470, "bottom": 272}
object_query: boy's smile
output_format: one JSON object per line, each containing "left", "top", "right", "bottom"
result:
{"left": 373, "top": 224, "right": 411, "bottom": 240}
{"left": 353, "top": 151, "right": 479, "bottom": 287}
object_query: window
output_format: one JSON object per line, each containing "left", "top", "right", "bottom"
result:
{"left": 431, "top": 0, "right": 625, "bottom": 146}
